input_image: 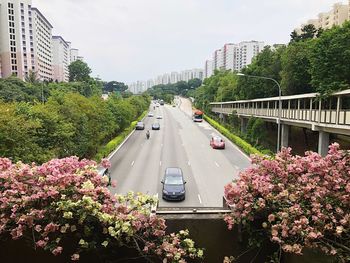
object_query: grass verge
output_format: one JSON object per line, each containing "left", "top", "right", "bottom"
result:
{"left": 94, "top": 111, "right": 148, "bottom": 162}
{"left": 204, "top": 115, "right": 262, "bottom": 156}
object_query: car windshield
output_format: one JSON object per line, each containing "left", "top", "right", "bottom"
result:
{"left": 137, "top": 122, "right": 143, "bottom": 125}
{"left": 214, "top": 137, "right": 223, "bottom": 143}
{"left": 164, "top": 175, "right": 183, "bottom": 185}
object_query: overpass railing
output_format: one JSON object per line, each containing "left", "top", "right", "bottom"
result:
{"left": 210, "top": 89, "right": 350, "bottom": 126}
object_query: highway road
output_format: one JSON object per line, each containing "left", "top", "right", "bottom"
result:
{"left": 108, "top": 98, "right": 251, "bottom": 208}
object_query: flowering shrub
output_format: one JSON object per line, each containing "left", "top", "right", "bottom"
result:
{"left": 0, "top": 157, "right": 203, "bottom": 262}
{"left": 224, "top": 143, "right": 350, "bottom": 262}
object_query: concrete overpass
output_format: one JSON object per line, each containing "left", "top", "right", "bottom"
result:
{"left": 210, "top": 89, "right": 350, "bottom": 155}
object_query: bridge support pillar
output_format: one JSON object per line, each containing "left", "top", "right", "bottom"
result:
{"left": 318, "top": 131, "right": 330, "bottom": 156}
{"left": 240, "top": 118, "right": 248, "bottom": 134}
{"left": 281, "top": 124, "right": 290, "bottom": 148}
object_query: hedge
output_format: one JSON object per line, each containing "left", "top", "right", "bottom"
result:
{"left": 94, "top": 111, "right": 148, "bottom": 161}
{"left": 203, "top": 115, "right": 262, "bottom": 156}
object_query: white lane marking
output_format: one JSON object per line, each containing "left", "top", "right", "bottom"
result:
{"left": 215, "top": 161, "right": 220, "bottom": 167}
{"left": 131, "top": 161, "right": 135, "bottom": 166}
{"left": 182, "top": 143, "right": 184, "bottom": 147}
{"left": 198, "top": 194, "right": 202, "bottom": 204}
{"left": 161, "top": 144, "right": 163, "bottom": 148}
{"left": 141, "top": 143, "right": 144, "bottom": 146}
{"left": 188, "top": 161, "right": 191, "bottom": 166}
{"left": 159, "top": 161, "right": 162, "bottom": 166}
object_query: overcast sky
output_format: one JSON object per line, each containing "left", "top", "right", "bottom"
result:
{"left": 33, "top": 0, "right": 347, "bottom": 83}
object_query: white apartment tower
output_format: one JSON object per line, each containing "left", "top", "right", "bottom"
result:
{"left": 208, "top": 40, "right": 264, "bottom": 74}
{"left": 0, "top": 0, "right": 34, "bottom": 79}
{"left": 213, "top": 49, "right": 224, "bottom": 70}
{"left": 170, "top": 71, "right": 179, "bottom": 84}
{"left": 52, "top": 35, "right": 69, "bottom": 82}
{"left": 70, "top": 48, "right": 79, "bottom": 63}
{"left": 296, "top": 2, "right": 349, "bottom": 34}
{"left": 204, "top": 59, "right": 213, "bottom": 78}
{"left": 0, "top": 0, "right": 53, "bottom": 80}
{"left": 32, "top": 7, "right": 53, "bottom": 81}
{"left": 237, "top": 41, "right": 264, "bottom": 70}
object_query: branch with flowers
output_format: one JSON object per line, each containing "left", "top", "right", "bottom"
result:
{"left": 0, "top": 157, "right": 203, "bottom": 262}
{"left": 224, "top": 143, "right": 350, "bottom": 263}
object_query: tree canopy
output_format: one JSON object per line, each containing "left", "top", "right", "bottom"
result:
{"left": 68, "top": 60, "right": 92, "bottom": 82}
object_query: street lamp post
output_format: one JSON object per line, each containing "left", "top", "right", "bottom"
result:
{"left": 236, "top": 73, "right": 282, "bottom": 153}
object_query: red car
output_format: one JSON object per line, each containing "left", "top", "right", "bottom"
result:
{"left": 210, "top": 136, "right": 225, "bottom": 149}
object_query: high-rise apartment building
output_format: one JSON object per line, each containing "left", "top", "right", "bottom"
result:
{"left": 170, "top": 71, "right": 179, "bottom": 84}
{"left": 0, "top": 0, "right": 81, "bottom": 82}
{"left": 52, "top": 35, "right": 69, "bottom": 82}
{"left": 0, "top": 1, "right": 54, "bottom": 81}
{"left": 32, "top": 7, "right": 53, "bottom": 81}
{"left": 208, "top": 40, "right": 264, "bottom": 76}
{"left": 69, "top": 48, "right": 80, "bottom": 63}
{"left": 204, "top": 60, "right": 213, "bottom": 78}
{"left": 237, "top": 41, "right": 264, "bottom": 69}
{"left": 296, "top": 2, "right": 349, "bottom": 34}
{"left": 213, "top": 49, "right": 224, "bottom": 70}
{"left": 0, "top": 0, "right": 34, "bottom": 79}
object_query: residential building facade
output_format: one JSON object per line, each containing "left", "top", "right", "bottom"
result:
{"left": 295, "top": 2, "right": 349, "bottom": 34}
{"left": 52, "top": 35, "right": 69, "bottom": 82}
{"left": 207, "top": 40, "right": 264, "bottom": 75}
{"left": 0, "top": 0, "right": 82, "bottom": 82}
{"left": 204, "top": 59, "right": 213, "bottom": 78}
{"left": 0, "top": 0, "right": 34, "bottom": 79}
{"left": 32, "top": 7, "right": 53, "bottom": 81}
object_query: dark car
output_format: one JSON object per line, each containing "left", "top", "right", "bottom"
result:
{"left": 161, "top": 167, "right": 186, "bottom": 201}
{"left": 210, "top": 136, "right": 225, "bottom": 149}
{"left": 135, "top": 121, "right": 145, "bottom": 130}
{"left": 152, "top": 123, "right": 160, "bottom": 130}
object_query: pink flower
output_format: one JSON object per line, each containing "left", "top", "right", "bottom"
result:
{"left": 71, "top": 253, "right": 80, "bottom": 261}
{"left": 268, "top": 214, "right": 275, "bottom": 223}
{"left": 101, "top": 159, "right": 111, "bottom": 169}
{"left": 52, "top": 246, "right": 63, "bottom": 256}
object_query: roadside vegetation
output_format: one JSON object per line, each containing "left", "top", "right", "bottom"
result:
{"left": 0, "top": 61, "right": 150, "bottom": 164}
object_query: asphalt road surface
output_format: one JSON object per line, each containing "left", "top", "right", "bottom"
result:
{"left": 108, "top": 98, "right": 251, "bottom": 208}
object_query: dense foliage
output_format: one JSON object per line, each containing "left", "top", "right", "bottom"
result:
{"left": 224, "top": 144, "right": 350, "bottom": 262}
{"left": 0, "top": 157, "right": 203, "bottom": 262}
{"left": 0, "top": 76, "right": 150, "bottom": 164}
{"left": 147, "top": 79, "right": 202, "bottom": 103}
{"left": 68, "top": 60, "right": 92, "bottom": 82}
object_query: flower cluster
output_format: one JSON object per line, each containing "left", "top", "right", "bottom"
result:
{"left": 224, "top": 143, "right": 350, "bottom": 262}
{"left": 0, "top": 156, "right": 203, "bottom": 262}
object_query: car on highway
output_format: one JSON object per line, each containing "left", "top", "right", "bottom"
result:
{"left": 135, "top": 121, "right": 145, "bottom": 130}
{"left": 148, "top": 112, "right": 154, "bottom": 117}
{"left": 97, "top": 167, "right": 111, "bottom": 186}
{"left": 210, "top": 136, "right": 225, "bottom": 149}
{"left": 161, "top": 167, "right": 186, "bottom": 201}
{"left": 152, "top": 123, "right": 160, "bottom": 130}
{"left": 156, "top": 115, "right": 162, "bottom": 119}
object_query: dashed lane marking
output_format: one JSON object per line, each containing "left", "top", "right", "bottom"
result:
{"left": 198, "top": 194, "right": 202, "bottom": 204}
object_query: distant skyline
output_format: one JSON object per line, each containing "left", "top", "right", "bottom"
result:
{"left": 33, "top": 0, "right": 348, "bottom": 83}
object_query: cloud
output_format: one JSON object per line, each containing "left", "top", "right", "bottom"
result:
{"left": 32, "top": 0, "right": 348, "bottom": 82}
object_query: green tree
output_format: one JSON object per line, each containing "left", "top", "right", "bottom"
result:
{"left": 281, "top": 40, "right": 315, "bottom": 95}
{"left": 104, "top": 81, "right": 128, "bottom": 93}
{"left": 309, "top": 21, "right": 350, "bottom": 94}
{"left": 236, "top": 45, "right": 285, "bottom": 99}
{"left": 68, "top": 60, "right": 92, "bottom": 82}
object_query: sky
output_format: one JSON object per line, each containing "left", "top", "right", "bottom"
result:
{"left": 33, "top": 0, "right": 348, "bottom": 83}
